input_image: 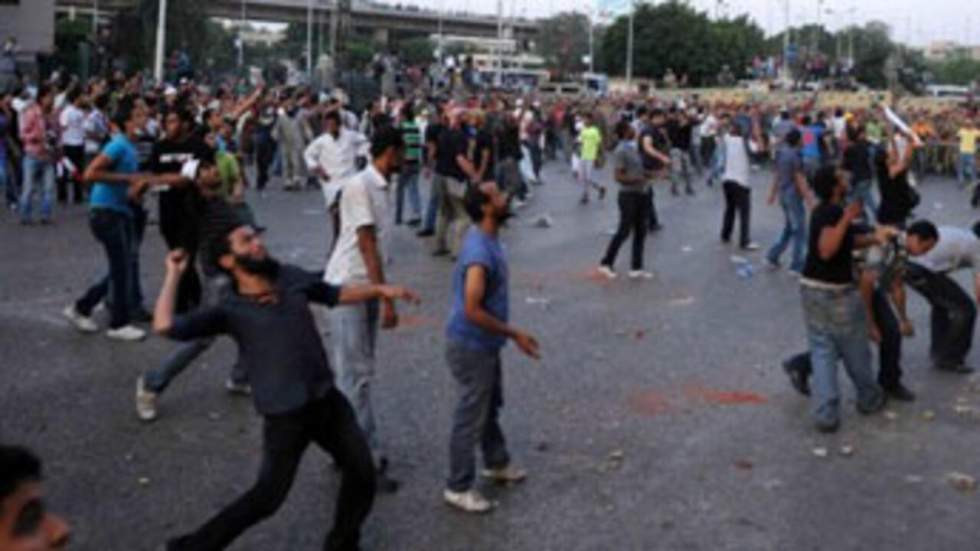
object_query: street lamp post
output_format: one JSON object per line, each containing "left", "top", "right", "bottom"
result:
{"left": 154, "top": 0, "right": 168, "bottom": 82}
{"left": 625, "top": 2, "right": 635, "bottom": 89}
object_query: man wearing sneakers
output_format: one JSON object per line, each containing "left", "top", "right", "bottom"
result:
{"left": 577, "top": 113, "right": 605, "bottom": 204}
{"left": 443, "top": 181, "right": 540, "bottom": 513}
{"left": 719, "top": 114, "right": 760, "bottom": 251}
{"left": 64, "top": 98, "right": 151, "bottom": 342}
{"left": 598, "top": 121, "right": 653, "bottom": 280}
{"left": 135, "top": 156, "right": 252, "bottom": 421}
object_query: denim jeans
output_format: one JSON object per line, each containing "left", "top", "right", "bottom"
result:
{"left": 422, "top": 173, "right": 443, "bottom": 233}
{"left": 601, "top": 191, "right": 650, "bottom": 270}
{"left": 766, "top": 193, "right": 806, "bottom": 271}
{"left": 329, "top": 299, "right": 381, "bottom": 459}
{"left": 669, "top": 148, "right": 693, "bottom": 193}
{"left": 75, "top": 209, "right": 134, "bottom": 329}
{"left": 0, "top": 157, "right": 17, "bottom": 207}
{"left": 445, "top": 340, "right": 511, "bottom": 492}
{"left": 394, "top": 168, "right": 422, "bottom": 224}
{"left": 144, "top": 274, "right": 246, "bottom": 393}
{"left": 848, "top": 179, "right": 877, "bottom": 223}
{"left": 19, "top": 155, "right": 56, "bottom": 222}
{"left": 904, "top": 262, "right": 977, "bottom": 367}
{"left": 166, "top": 390, "right": 376, "bottom": 551}
{"left": 958, "top": 153, "right": 977, "bottom": 185}
{"left": 800, "top": 285, "right": 883, "bottom": 427}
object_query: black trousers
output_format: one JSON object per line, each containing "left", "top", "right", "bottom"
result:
{"left": 159, "top": 193, "right": 202, "bottom": 313}
{"left": 646, "top": 188, "right": 660, "bottom": 227}
{"left": 784, "top": 287, "right": 904, "bottom": 388}
{"left": 721, "top": 181, "right": 751, "bottom": 247}
{"left": 872, "top": 287, "right": 903, "bottom": 388}
{"left": 60, "top": 144, "right": 86, "bottom": 203}
{"left": 168, "top": 389, "right": 376, "bottom": 551}
{"left": 601, "top": 192, "right": 649, "bottom": 270}
{"left": 905, "top": 262, "right": 977, "bottom": 367}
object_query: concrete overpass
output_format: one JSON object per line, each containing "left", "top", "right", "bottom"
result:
{"left": 56, "top": 0, "right": 539, "bottom": 44}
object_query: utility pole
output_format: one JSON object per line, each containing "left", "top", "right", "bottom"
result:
{"left": 782, "top": 0, "right": 790, "bottom": 77}
{"left": 93, "top": 0, "right": 99, "bottom": 36}
{"left": 588, "top": 7, "right": 595, "bottom": 74}
{"left": 625, "top": 0, "right": 634, "bottom": 88}
{"left": 154, "top": 0, "right": 167, "bottom": 82}
{"left": 306, "top": 0, "right": 314, "bottom": 77}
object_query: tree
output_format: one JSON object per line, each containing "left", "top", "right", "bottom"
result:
{"left": 536, "top": 12, "right": 591, "bottom": 79}
{"left": 399, "top": 37, "right": 435, "bottom": 66}
{"left": 599, "top": 1, "right": 764, "bottom": 86}
{"left": 929, "top": 53, "right": 980, "bottom": 86}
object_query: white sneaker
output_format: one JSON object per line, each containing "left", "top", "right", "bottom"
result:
{"left": 597, "top": 265, "right": 617, "bottom": 279}
{"left": 225, "top": 379, "right": 253, "bottom": 396}
{"left": 106, "top": 325, "right": 147, "bottom": 342}
{"left": 135, "top": 376, "right": 158, "bottom": 422}
{"left": 742, "top": 242, "right": 761, "bottom": 251}
{"left": 628, "top": 270, "right": 655, "bottom": 280}
{"left": 63, "top": 304, "right": 98, "bottom": 333}
{"left": 443, "top": 489, "right": 495, "bottom": 513}
{"left": 481, "top": 464, "right": 528, "bottom": 484}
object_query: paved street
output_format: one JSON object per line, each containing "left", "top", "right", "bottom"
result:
{"left": 2, "top": 160, "right": 979, "bottom": 550}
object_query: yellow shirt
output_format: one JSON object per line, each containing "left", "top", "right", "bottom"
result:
{"left": 957, "top": 128, "right": 980, "bottom": 154}
{"left": 580, "top": 126, "right": 602, "bottom": 162}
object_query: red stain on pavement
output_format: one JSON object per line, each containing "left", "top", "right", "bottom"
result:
{"left": 684, "top": 385, "right": 769, "bottom": 406}
{"left": 579, "top": 269, "right": 614, "bottom": 286}
{"left": 395, "top": 315, "right": 439, "bottom": 331}
{"left": 629, "top": 390, "right": 673, "bottom": 417}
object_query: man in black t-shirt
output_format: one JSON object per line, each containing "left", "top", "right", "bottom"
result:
{"left": 432, "top": 109, "right": 477, "bottom": 257}
{"left": 665, "top": 107, "right": 695, "bottom": 196}
{"left": 638, "top": 108, "right": 671, "bottom": 232}
{"left": 148, "top": 108, "right": 214, "bottom": 313}
{"left": 417, "top": 111, "right": 444, "bottom": 237}
{"left": 795, "top": 165, "right": 892, "bottom": 433}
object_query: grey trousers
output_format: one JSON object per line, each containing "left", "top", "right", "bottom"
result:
{"left": 445, "top": 340, "right": 510, "bottom": 492}
{"left": 329, "top": 299, "right": 381, "bottom": 459}
{"left": 144, "top": 274, "right": 246, "bottom": 393}
{"left": 434, "top": 176, "right": 469, "bottom": 256}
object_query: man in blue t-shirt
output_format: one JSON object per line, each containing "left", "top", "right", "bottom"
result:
{"left": 800, "top": 115, "right": 828, "bottom": 180}
{"left": 443, "top": 181, "right": 540, "bottom": 514}
{"left": 64, "top": 98, "right": 154, "bottom": 342}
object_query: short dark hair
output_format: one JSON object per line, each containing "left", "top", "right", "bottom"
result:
{"left": 973, "top": 221, "right": 980, "bottom": 240}
{"left": 369, "top": 125, "right": 404, "bottom": 159}
{"left": 812, "top": 164, "right": 839, "bottom": 201}
{"left": 785, "top": 129, "right": 801, "bottom": 147}
{"left": 650, "top": 108, "right": 665, "bottom": 118}
{"left": 615, "top": 120, "right": 633, "bottom": 140}
{"left": 907, "top": 220, "right": 939, "bottom": 242}
{"left": 111, "top": 96, "right": 137, "bottom": 130}
{"left": 463, "top": 183, "right": 489, "bottom": 223}
{"left": 0, "top": 445, "right": 41, "bottom": 510}
{"left": 323, "top": 109, "right": 341, "bottom": 126}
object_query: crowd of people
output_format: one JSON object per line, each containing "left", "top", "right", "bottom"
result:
{"left": 3, "top": 65, "right": 980, "bottom": 549}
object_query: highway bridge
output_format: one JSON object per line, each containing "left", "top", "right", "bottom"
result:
{"left": 56, "top": 0, "right": 539, "bottom": 44}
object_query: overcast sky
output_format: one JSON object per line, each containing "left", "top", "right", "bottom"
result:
{"left": 371, "top": 0, "right": 977, "bottom": 47}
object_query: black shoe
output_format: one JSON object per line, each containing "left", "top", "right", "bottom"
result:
{"left": 649, "top": 223, "right": 664, "bottom": 233}
{"left": 130, "top": 308, "right": 153, "bottom": 323}
{"left": 882, "top": 383, "right": 916, "bottom": 402}
{"left": 815, "top": 420, "right": 840, "bottom": 433}
{"left": 406, "top": 218, "right": 421, "bottom": 227}
{"left": 935, "top": 362, "right": 975, "bottom": 374}
{"left": 782, "top": 360, "right": 811, "bottom": 396}
{"left": 377, "top": 472, "right": 400, "bottom": 494}
{"left": 416, "top": 229, "right": 434, "bottom": 237}
{"left": 598, "top": 186, "right": 606, "bottom": 200}
{"left": 685, "top": 186, "right": 695, "bottom": 196}
{"left": 857, "top": 394, "right": 888, "bottom": 415}
{"left": 432, "top": 248, "right": 450, "bottom": 257}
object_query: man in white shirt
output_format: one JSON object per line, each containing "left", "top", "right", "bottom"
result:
{"left": 905, "top": 221, "right": 980, "bottom": 373}
{"left": 323, "top": 127, "right": 405, "bottom": 493}
{"left": 304, "top": 109, "right": 369, "bottom": 209}
{"left": 718, "top": 113, "right": 759, "bottom": 250}
{"left": 58, "top": 88, "right": 87, "bottom": 204}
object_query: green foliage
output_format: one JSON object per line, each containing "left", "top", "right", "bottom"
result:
{"left": 599, "top": 1, "right": 764, "bottom": 86}
{"left": 53, "top": 18, "right": 92, "bottom": 76}
{"left": 399, "top": 37, "right": 436, "bottom": 66}
{"left": 929, "top": 54, "right": 980, "bottom": 86}
{"left": 535, "top": 12, "right": 591, "bottom": 79}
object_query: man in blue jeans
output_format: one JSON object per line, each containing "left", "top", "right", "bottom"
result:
{"left": 18, "top": 85, "right": 57, "bottom": 225}
{"left": 443, "top": 181, "right": 540, "bottom": 513}
{"left": 797, "top": 165, "right": 891, "bottom": 432}
{"left": 765, "top": 129, "right": 812, "bottom": 274}
{"left": 63, "top": 97, "right": 151, "bottom": 342}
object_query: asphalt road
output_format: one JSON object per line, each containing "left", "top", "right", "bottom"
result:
{"left": 2, "top": 159, "right": 979, "bottom": 551}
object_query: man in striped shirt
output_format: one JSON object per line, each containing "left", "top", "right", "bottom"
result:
{"left": 396, "top": 104, "right": 423, "bottom": 226}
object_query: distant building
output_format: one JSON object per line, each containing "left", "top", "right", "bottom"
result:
{"left": 0, "top": 0, "right": 56, "bottom": 65}
{"left": 924, "top": 40, "right": 980, "bottom": 62}
{"left": 220, "top": 20, "right": 285, "bottom": 48}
